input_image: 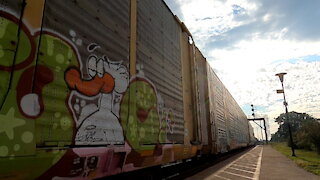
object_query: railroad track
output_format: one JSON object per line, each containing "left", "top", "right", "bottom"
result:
{"left": 101, "top": 146, "right": 254, "bottom": 180}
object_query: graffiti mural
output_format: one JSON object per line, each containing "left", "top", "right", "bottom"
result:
{"left": 120, "top": 65, "right": 177, "bottom": 153}
{"left": 158, "top": 94, "right": 176, "bottom": 142}
{"left": 0, "top": 1, "right": 187, "bottom": 179}
{"left": 66, "top": 44, "right": 129, "bottom": 145}
{"left": 0, "top": 7, "right": 79, "bottom": 179}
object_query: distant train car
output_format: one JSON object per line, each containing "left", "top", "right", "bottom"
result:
{"left": 191, "top": 47, "right": 251, "bottom": 153}
{"left": 0, "top": 0, "right": 254, "bottom": 179}
{"left": 248, "top": 122, "right": 257, "bottom": 145}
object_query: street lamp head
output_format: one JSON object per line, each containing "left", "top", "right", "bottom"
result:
{"left": 275, "top": 72, "right": 287, "bottom": 83}
{"left": 276, "top": 89, "right": 284, "bottom": 94}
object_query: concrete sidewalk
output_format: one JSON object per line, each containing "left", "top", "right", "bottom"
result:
{"left": 260, "top": 145, "right": 320, "bottom": 180}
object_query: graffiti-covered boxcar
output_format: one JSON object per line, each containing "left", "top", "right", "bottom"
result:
{"left": 0, "top": 0, "right": 254, "bottom": 179}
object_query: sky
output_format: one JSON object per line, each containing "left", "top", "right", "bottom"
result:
{"left": 164, "top": 0, "right": 320, "bottom": 139}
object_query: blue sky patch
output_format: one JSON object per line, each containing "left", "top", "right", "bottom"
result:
{"left": 242, "top": 104, "right": 268, "bottom": 117}
{"left": 232, "top": 5, "right": 245, "bottom": 15}
{"left": 271, "top": 55, "right": 320, "bottom": 64}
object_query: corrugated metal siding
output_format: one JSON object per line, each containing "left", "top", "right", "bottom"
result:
{"left": 225, "top": 89, "right": 249, "bottom": 148}
{"left": 37, "top": 0, "right": 130, "bottom": 146}
{"left": 207, "top": 62, "right": 250, "bottom": 152}
{"left": 225, "top": 91, "right": 235, "bottom": 148}
{"left": 43, "top": 0, "right": 130, "bottom": 70}
{"left": 137, "top": 0, "right": 184, "bottom": 143}
{"left": 1, "top": 0, "right": 22, "bottom": 14}
{"left": 207, "top": 66, "right": 228, "bottom": 152}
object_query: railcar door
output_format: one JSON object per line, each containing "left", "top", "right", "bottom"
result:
{"left": 195, "top": 48, "right": 209, "bottom": 147}
{"left": 132, "top": 0, "right": 185, "bottom": 149}
{"left": 34, "top": 0, "right": 130, "bottom": 147}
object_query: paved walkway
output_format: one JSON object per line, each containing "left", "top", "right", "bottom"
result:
{"left": 186, "top": 145, "right": 320, "bottom": 180}
{"left": 187, "top": 146, "right": 263, "bottom": 180}
{"left": 260, "top": 145, "right": 320, "bottom": 180}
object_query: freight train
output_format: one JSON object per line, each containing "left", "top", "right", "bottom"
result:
{"left": 0, "top": 0, "right": 255, "bottom": 179}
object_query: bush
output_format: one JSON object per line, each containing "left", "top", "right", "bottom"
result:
{"left": 295, "top": 130, "right": 313, "bottom": 150}
{"left": 308, "top": 122, "right": 320, "bottom": 154}
{"left": 287, "top": 136, "right": 298, "bottom": 149}
{"left": 295, "top": 121, "right": 320, "bottom": 154}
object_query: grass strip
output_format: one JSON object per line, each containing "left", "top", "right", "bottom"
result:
{"left": 271, "top": 142, "right": 320, "bottom": 176}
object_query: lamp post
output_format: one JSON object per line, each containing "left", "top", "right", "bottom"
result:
{"left": 275, "top": 73, "right": 296, "bottom": 157}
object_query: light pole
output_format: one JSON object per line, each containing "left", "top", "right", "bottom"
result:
{"left": 275, "top": 73, "right": 296, "bottom": 157}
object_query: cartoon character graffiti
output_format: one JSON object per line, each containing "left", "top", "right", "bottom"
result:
{"left": 119, "top": 65, "right": 178, "bottom": 153}
{"left": 66, "top": 44, "right": 129, "bottom": 145}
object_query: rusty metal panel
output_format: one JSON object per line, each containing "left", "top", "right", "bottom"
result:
{"left": 36, "top": 0, "right": 130, "bottom": 146}
{"left": 136, "top": 0, "right": 184, "bottom": 144}
{"left": 207, "top": 66, "right": 217, "bottom": 153}
{"left": 195, "top": 48, "right": 209, "bottom": 145}
{"left": 180, "top": 32, "right": 195, "bottom": 145}
{"left": 189, "top": 44, "right": 201, "bottom": 144}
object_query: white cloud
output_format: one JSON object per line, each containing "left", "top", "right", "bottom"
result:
{"left": 164, "top": 0, "right": 320, "bottom": 137}
{"left": 222, "top": 60, "right": 320, "bottom": 136}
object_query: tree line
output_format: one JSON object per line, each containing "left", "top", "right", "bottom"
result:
{"left": 270, "top": 111, "right": 320, "bottom": 154}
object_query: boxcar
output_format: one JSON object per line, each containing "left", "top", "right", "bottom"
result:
{"left": 0, "top": 0, "right": 254, "bottom": 179}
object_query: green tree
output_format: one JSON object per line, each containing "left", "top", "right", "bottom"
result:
{"left": 296, "top": 121, "right": 320, "bottom": 154}
{"left": 271, "top": 112, "right": 320, "bottom": 154}
{"left": 271, "top": 112, "right": 317, "bottom": 142}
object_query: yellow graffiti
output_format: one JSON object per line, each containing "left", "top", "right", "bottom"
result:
{"left": 24, "top": 0, "right": 45, "bottom": 30}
